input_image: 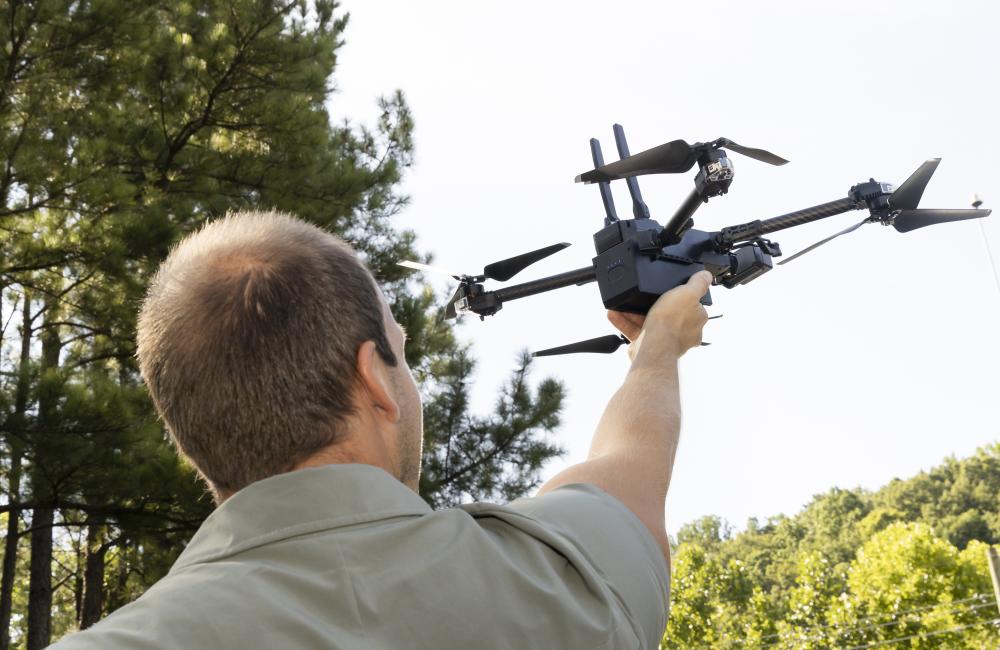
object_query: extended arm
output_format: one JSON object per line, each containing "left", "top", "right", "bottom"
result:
{"left": 537, "top": 271, "right": 712, "bottom": 565}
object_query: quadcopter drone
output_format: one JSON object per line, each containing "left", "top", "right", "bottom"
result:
{"left": 401, "top": 124, "right": 991, "bottom": 357}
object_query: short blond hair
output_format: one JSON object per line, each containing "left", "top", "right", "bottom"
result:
{"left": 137, "top": 211, "right": 396, "bottom": 498}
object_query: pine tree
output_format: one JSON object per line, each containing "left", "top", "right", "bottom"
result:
{"left": 0, "top": 1, "right": 566, "bottom": 643}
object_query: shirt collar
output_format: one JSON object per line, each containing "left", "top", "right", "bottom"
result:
{"left": 171, "top": 464, "right": 431, "bottom": 571}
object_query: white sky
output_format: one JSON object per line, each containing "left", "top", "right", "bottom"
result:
{"left": 330, "top": 0, "right": 1000, "bottom": 536}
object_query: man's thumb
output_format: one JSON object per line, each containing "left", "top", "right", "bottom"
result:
{"left": 687, "top": 270, "right": 713, "bottom": 296}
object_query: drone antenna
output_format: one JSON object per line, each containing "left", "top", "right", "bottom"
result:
{"left": 589, "top": 138, "right": 619, "bottom": 225}
{"left": 972, "top": 194, "right": 1000, "bottom": 295}
{"left": 613, "top": 124, "right": 651, "bottom": 219}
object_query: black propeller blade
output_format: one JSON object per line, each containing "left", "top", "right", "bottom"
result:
{"left": 532, "top": 335, "right": 628, "bottom": 357}
{"left": 893, "top": 208, "right": 992, "bottom": 233}
{"left": 576, "top": 137, "right": 787, "bottom": 184}
{"left": 401, "top": 242, "right": 570, "bottom": 285}
{"left": 885, "top": 159, "right": 992, "bottom": 232}
{"left": 483, "top": 242, "right": 570, "bottom": 282}
{"left": 778, "top": 218, "right": 871, "bottom": 265}
{"left": 443, "top": 285, "right": 465, "bottom": 320}
{"left": 889, "top": 159, "right": 939, "bottom": 210}
{"left": 426, "top": 243, "right": 571, "bottom": 320}
{"left": 576, "top": 139, "right": 695, "bottom": 184}
{"left": 714, "top": 138, "right": 789, "bottom": 166}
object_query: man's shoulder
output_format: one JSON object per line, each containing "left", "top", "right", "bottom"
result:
{"left": 52, "top": 485, "right": 665, "bottom": 649}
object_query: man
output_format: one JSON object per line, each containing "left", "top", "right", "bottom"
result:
{"left": 50, "top": 210, "right": 711, "bottom": 649}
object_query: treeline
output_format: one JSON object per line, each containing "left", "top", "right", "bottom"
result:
{"left": 663, "top": 444, "right": 1000, "bottom": 649}
{"left": 0, "top": 2, "right": 564, "bottom": 648}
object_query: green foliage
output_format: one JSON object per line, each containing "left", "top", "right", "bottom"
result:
{"left": 419, "top": 349, "right": 564, "bottom": 508}
{"left": 664, "top": 544, "right": 757, "bottom": 649}
{"left": 0, "top": 0, "right": 565, "bottom": 643}
{"left": 662, "top": 445, "right": 1000, "bottom": 649}
{"left": 827, "top": 523, "right": 993, "bottom": 648}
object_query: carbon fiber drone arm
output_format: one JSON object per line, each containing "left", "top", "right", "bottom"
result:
{"left": 716, "top": 197, "right": 861, "bottom": 247}
{"left": 456, "top": 266, "right": 598, "bottom": 318}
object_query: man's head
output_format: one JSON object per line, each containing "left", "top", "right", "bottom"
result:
{"left": 136, "top": 210, "right": 422, "bottom": 502}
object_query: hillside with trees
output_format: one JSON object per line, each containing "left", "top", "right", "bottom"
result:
{"left": 663, "top": 444, "right": 1000, "bottom": 649}
{"left": 0, "top": 2, "right": 564, "bottom": 647}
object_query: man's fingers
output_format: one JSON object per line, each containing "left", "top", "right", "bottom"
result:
{"left": 607, "top": 310, "right": 644, "bottom": 341}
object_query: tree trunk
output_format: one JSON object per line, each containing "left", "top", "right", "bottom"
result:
{"left": 73, "top": 549, "right": 82, "bottom": 628}
{"left": 0, "top": 456, "right": 22, "bottom": 650}
{"left": 0, "top": 293, "right": 31, "bottom": 650}
{"left": 80, "top": 524, "right": 107, "bottom": 629}
{"left": 106, "top": 539, "right": 130, "bottom": 614}
{"left": 27, "top": 296, "right": 62, "bottom": 650}
{"left": 25, "top": 508, "right": 53, "bottom": 650}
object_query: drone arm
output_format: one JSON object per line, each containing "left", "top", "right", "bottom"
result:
{"left": 491, "top": 266, "right": 597, "bottom": 303}
{"left": 716, "top": 197, "right": 860, "bottom": 246}
{"left": 461, "top": 266, "right": 597, "bottom": 316}
{"left": 659, "top": 189, "right": 703, "bottom": 246}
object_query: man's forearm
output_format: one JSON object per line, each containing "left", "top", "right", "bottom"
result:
{"left": 587, "top": 329, "right": 683, "bottom": 504}
{"left": 589, "top": 325, "right": 682, "bottom": 458}
{"left": 537, "top": 335, "right": 682, "bottom": 549}
{"left": 536, "top": 272, "right": 710, "bottom": 562}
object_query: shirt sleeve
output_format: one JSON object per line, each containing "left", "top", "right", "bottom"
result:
{"left": 462, "top": 483, "right": 670, "bottom": 649}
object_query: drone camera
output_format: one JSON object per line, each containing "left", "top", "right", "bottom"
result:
{"left": 694, "top": 147, "right": 735, "bottom": 198}
{"left": 704, "top": 158, "right": 734, "bottom": 183}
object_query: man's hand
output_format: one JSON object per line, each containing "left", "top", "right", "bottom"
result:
{"left": 607, "top": 270, "right": 712, "bottom": 363}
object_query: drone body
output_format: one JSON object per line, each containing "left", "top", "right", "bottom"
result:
{"left": 400, "top": 125, "right": 991, "bottom": 357}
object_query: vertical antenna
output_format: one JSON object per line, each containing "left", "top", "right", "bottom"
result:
{"left": 589, "top": 138, "right": 619, "bottom": 225}
{"left": 612, "top": 124, "right": 651, "bottom": 219}
{"left": 973, "top": 194, "right": 1000, "bottom": 295}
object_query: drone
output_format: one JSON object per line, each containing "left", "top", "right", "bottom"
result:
{"left": 400, "top": 124, "right": 991, "bottom": 357}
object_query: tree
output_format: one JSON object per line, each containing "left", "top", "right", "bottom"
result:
{"left": 0, "top": 1, "right": 566, "bottom": 644}
{"left": 829, "top": 522, "right": 995, "bottom": 648}
{"left": 660, "top": 446, "right": 1000, "bottom": 648}
{"left": 662, "top": 543, "right": 755, "bottom": 649}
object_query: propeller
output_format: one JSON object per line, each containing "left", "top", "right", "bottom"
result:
{"left": 780, "top": 159, "right": 993, "bottom": 264}
{"left": 889, "top": 159, "right": 938, "bottom": 210}
{"left": 887, "top": 159, "right": 991, "bottom": 231}
{"left": 892, "top": 208, "right": 991, "bottom": 233}
{"left": 399, "top": 242, "right": 570, "bottom": 284}
{"left": 443, "top": 285, "right": 465, "bottom": 320}
{"left": 532, "top": 334, "right": 628, "bottom": 358}
{"left": 576, "top": 139, "right": 695, "bottom": 184}
{"left": 533, "top": 325, "right": 722, "bottom": 357}
{"left": 777, "top": 218, "right": 871, "bottom": 266}
{"left": 397, "top": 260, "right": 461, "bottom": 280}
{"left": 483, "top": 242, "right": 571, "bottom": 282}
{"left": 714, "top": 138, "right": 790, "bottom": 167}
{"left": 576, "top": 137, "right": 787, "bottom": 184}
{"left": 400, "top": 243, "right": 571, "bottom": 320}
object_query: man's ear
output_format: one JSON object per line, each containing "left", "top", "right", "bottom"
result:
{"left": 356, "top": 341, "right": 400, "bottom": 423}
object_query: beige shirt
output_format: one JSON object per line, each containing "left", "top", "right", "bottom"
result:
{"left": 50, "top": 464, "right": 670, "bottom": 649}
